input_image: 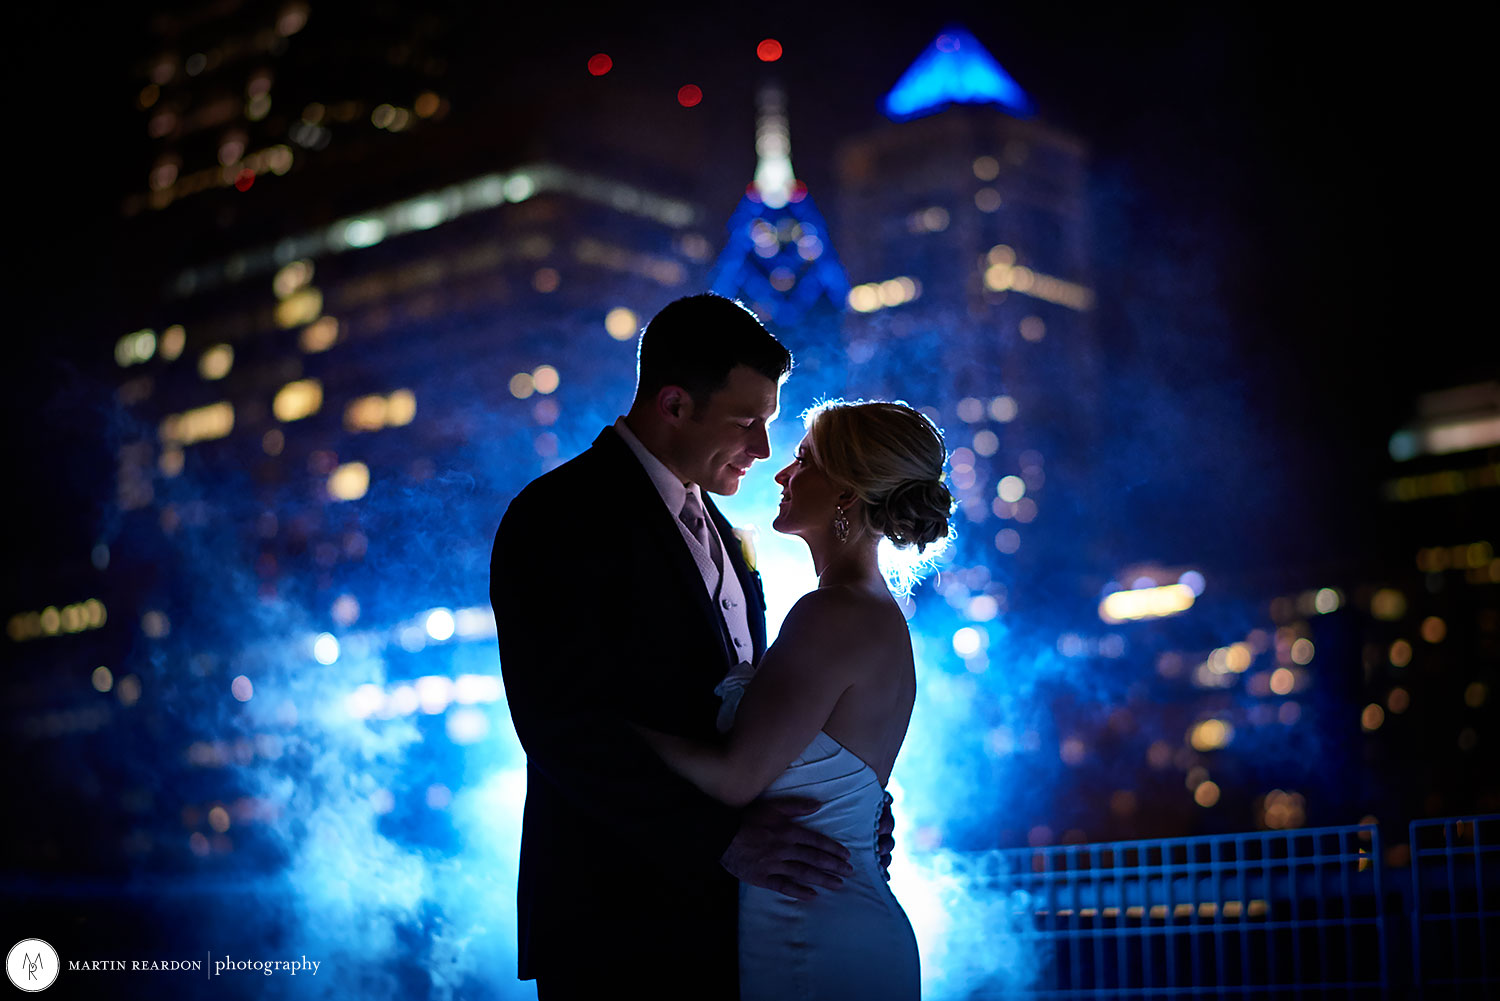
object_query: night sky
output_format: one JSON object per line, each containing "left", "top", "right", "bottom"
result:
{"left": 2, "top": 8, "right": 1492, "bottom": 997}
{"left": 7, "top": 3, "right": 1488, "bottom": 596}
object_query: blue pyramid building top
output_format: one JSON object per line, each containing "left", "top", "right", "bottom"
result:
{"left": 708, "top": 85, "right": 849, "bottom": 325}
{"left": 707, "top": 186, "right": 850, "bottom": 325}
{"left": 882, "top": 26, "right": 1035, "bottom": 121}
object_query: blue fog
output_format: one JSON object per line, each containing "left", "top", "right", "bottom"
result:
{"left": 48, "top": 143, "right": 1339, "bottom": 1001}
{"left": 71, "top": 271, "right": 1340, "bottom": 999}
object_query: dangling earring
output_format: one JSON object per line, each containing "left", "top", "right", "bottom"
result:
{"left": 833, "top": 505, "right": 849, "bottom": 543}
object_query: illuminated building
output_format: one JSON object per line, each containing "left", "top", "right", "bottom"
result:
{"left": 10, "top": 13, "right": 1495, "bottom": 996}
{"left": 11, "top": 3, "right": 731, "bottom": 879}
{"left": 708, "top": 83, "right": 851, "bottom": 328}
{"left": 1355, "top": 380, "right": 1499, "bottom": 828}
{"left": 833, "top": 26, "right": 1104, "bottom": 619}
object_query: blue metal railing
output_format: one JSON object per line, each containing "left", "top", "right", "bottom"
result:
{"left": 932, "top": 823, "right": 1392, "bottom": 997}
{"left": 1409, "top": 814, "right": 1498, "bottom": 997}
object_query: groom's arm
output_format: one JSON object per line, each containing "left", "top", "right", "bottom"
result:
{"left": 494, "top": 482, "right": 852, "bottom": 892}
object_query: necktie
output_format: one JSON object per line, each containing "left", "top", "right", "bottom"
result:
{"left": 679, "top": 490, "right": 711, "bottom": 552}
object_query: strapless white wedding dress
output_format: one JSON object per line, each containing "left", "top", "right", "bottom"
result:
{"left": 718, "top": 667, "right": 920, "bottom": 1000}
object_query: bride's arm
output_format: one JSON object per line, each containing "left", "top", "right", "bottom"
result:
{"left": 638, "top": 589, "right": 858, "bottom": 807}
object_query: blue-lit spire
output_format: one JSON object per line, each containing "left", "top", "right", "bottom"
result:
{"left": 708, "top": 84, "right": 849, "bottom": 325}
{"left": 882, "top": 26, "right": 1035, "bottom": 121}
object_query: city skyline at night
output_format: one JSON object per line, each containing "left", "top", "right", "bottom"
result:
{"left": 5, "top": 4, "right": 1494, "bottom": 998}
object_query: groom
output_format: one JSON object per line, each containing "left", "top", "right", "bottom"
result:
{"left": 491, "top": 294, "right": 854, "bottom": 999}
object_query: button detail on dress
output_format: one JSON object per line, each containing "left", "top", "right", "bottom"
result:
{"left": 734, "top": 637, "right": 743, "bottom": 647}
{"left": 721, "top": 598, "right": 736, "bottom": 609}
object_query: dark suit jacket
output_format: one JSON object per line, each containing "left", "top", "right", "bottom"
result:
{"left": 490, "top": 426, "right": 769, "bottom": 993}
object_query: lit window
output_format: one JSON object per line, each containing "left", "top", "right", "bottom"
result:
{"left": 160, "top": 401, "right": 234, "bottom": 445}
{"left": 344, "top": 389, "right": 416, "bottom": 434}
{"left": 1098, "top": 583, "right": 1195, "bottom": 624}
{"left": 273, "top": 259, "right": 314, "bottom": 299}
{"left": 1190, "top": 719, "right": 1233, "bottom": 751}
{"left": 345, "top": 395, "right": 387, "bottom": 432}
{"left": 1371, "top": 588, "right": 1406, "bottom": 621}
{"left": 327, "top": 462, "right": 369, "bottom": 501}
{"left": 275, "top": 287, "right": 323, "bottom": 328}
{"left": 386, "top": 389, "right": 416, "bottom": 426}
{"left": 340, "top": 219, "right": 386, "bottom": 249}
{"left": 115, "top": 329, "right": 157, "bottom": 367}
{"left": 847, "top": 285, "right": 879, "bottom": 312}
{"left": 273, "top": 379, "right": 322, "bottom": 422}
{"left": 300, "top": 316, "right": 339, "bottom": 353}
{"left": 989, "top": 396, "right": 1018, "bottom": 422}
{"left": 605, "top": 307, "right": 638, "bottom": 340}
{"left": 198, "top": 344, "right": 234, "bottom": 380}
{"left": 158, "top": 325, "right": 186, "bottom": 360}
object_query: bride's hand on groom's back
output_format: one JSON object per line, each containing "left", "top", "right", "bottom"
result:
{"left": 720, "top": 798, "right": 855, "bottom": 900}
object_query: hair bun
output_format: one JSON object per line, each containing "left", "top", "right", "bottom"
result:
{"left": 870, "top": 478, "right": 953, "bottom": 553}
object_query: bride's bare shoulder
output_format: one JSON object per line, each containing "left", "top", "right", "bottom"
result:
{"left": 781, "top": 586, "right": 906, "bottom": 647}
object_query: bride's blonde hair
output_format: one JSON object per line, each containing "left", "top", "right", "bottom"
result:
{"left": 803, "top": 399, "right": 954, "bottom": 593}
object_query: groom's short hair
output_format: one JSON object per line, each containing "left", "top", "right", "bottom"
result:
{"left": 636, "top": 293, "right": 792, "bottom": 410}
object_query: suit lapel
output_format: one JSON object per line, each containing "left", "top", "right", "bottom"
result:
{"left": 591, "top": 428, "right": 737, "bottom": 668}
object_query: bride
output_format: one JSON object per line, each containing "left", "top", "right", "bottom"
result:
{"left": 638, "top": 399, "right": 951, "bottom": 1001}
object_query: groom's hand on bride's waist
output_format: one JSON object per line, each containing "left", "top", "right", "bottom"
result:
{"left": 720, "top": 798, "right": 855, "bottom": 900}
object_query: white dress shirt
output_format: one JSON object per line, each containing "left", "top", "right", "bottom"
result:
{"left": 613, "top": 418, "right": 755, "bottom": 665}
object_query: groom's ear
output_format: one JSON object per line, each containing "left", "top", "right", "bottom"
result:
{"left": 657, "top": 384, "right": 693, "bottom": 425}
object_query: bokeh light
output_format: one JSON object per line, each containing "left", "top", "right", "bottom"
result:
{"left": 605, "top": 306, "right": 639, "bottom": 340}
{"left": 312, "top": 633, "right": 340, "bottom": 665}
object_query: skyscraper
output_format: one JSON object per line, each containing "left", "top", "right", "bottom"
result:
{"left": 834, "top": 26, "right": 1102, "bottom": 615}
{"left": 7, "top": 1, "right": 734, "bottom": 881}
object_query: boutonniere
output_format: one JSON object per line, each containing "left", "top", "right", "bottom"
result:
{"left": 732, "top": 527, "right": 758, "bottom": 573}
